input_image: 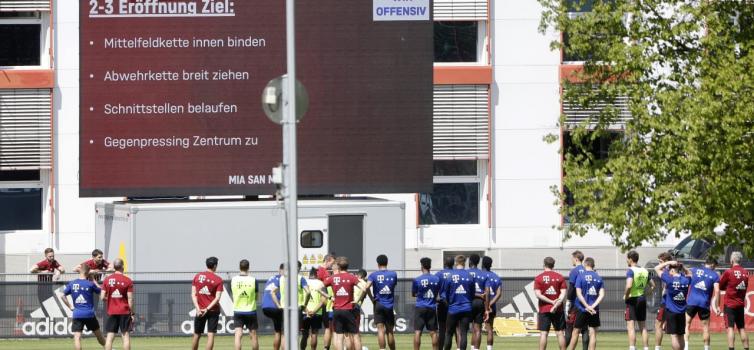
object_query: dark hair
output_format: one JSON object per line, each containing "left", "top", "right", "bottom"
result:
{"left": 239, "top": 259, "right": 250, "bottom": 271}
{"left": 279, "top": 263, "right": 285, "bottom": 270}
{"left": 325, "top": 253, "right": 336, "bottom": 261}
{"left": 482, "top": 256, "right": 493, "bottom": 271}
{"left": 206, "top": 256, "right": 218, "bottom": 269}
{"left": 376, "top": 254, "right": 388, "bottom": 266}
{"left": 584, "top": 257, "right": 595, "bottom": 268}
{"left": 572, "top": 250, "right": 584, "bottom": 262}
{"left": 420, "top": 257, "right": 431, "bottom": 270}
{"left": 469, "top": 254, "right": 480, "bottom": 267}
{"left": 444, "top": 256, "right": 454, "bottom": 269}
{"left": 80, "top": 263, "right": 91, "bottom": 275}
{"left": 543, "top": 256, "right": 555, "bottom": 269}
{"left": 658, "top": 252, "right": 673, "bottom": 262}
{"left": 357, "top": 269, "right": 367, "bottom": 279}
{"left": 705, "top": 256, "right": 718, "bottom": 266}
{"left": 298, "top": 261, "right": 302, "bottom": 270}
{"left": 44, "top": 248, "right": 54, "bottom": 255}
{"left": 455, "top": 255, "right": 466, "bottom": 267}
{"left": 92, "top": 249, "right": 103, "bottom": 257}
{"left": 337, "top": 257, "right": 349, "bottom": 270}
{"left": 627, "top": 250, "right": 639, "bottom": 263}
{"left": 309, "top": 267, "right": 318, "bottom": 278}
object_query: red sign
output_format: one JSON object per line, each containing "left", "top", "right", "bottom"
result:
{"left": 79, "top": 0, "right": 432, "bottom": 197}
{"left": 689, "top": 275, "right": 754, "bottom": 332}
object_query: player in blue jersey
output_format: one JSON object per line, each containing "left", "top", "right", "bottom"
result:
{"left": 653, "top": 251, "right": 673, "bottom": 350}
{"left": 568, "top": 257, "right": 604, "bottom": 350}
{"left": 62, "top": 263, "right": 106, "bottom": 350}
{"left": 684, "top": 257, "right": 720, "bottom": 350}
{"left": 435, "top": 256, "right": 455, "bottom": 350}
{"left": 261, "top": 264, "right": 284, "bottom": 350}
{"left": 482, "top": 256, "right": 501, "bottom": 350}
{"left": 467, "top": 254, "right": 489, "bottom": 350}
{"left": 443, "top": 255, "right": 475, "bottom": 350}
{"left": 566, "top": 250, "right": 589, "bottom": 350}
{"left": 413, "top": 257, "right": 441, "bottom": 350}
{"left": 655, "top": 260, "right": 691, "bottom": 350}
{"left": 366, "top": 254, "right": 398, "bottom": 350}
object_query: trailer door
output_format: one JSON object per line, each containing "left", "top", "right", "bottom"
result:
{"left": 328, "top": 215, "right": 364, "bottom": 270}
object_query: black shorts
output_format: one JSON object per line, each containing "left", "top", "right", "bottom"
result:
{"left": 194, "top": 311, "right": 220, "bottom": 334}
{"left": 414, "top": 307, "right": 438, "bottom": 332}
{"left": 625, "top": 297, "right": 647, "bottom": 321}
{"left": 656, "top": 304, "right": 666, "bottom": 322}
{"left": 233, "top": 313, "right": 258, "bottom": 331}
{"left": 725, "top": 307, "right": 745, "bottom": 329}
{"left": 72, "top": 317, "right": 100, "bottom": 332}
{"left": 333, "top": 309, "right": 358, "bottom": 334}
{"left": 538, "top": 311, "right": 566, "bottom": 331}
{"left": 574, "top": 311, "right": 600, "bottom": 329}
{"left": 302, "top": 313, "right": 323, "bottom": 332}
{"left": 105, "top": 314, "right": 132, "bottom": 334}
{"left": 664, "top": 310, "right": 686, "bottom": 335}
{"left": 263, "top": 308, "right": 284, "bottom": 333}
{"left": 686, "top": 306, "right": 710, "bottom": 321}
{"left": 471, "top": 298, "right": 485, "bottom": 324}
{"left": 374, "top": 303, "right": 395, "bottom": 329}
{"left": 485, "top": 303, "right": 497, "bottom": 324}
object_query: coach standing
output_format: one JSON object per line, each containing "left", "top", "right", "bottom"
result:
{"left": 719, "top": 251, "right": 750, "bottom": 350}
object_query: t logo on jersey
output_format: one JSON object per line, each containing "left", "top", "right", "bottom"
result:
{"left": 72, "top": 284, "right": 80, "bottom": 292}
{"left": 377, "top": 275, "right": 385, "bottom": 283}
{"left": 543, "top": 276, "right": 550, "bottom": 283}
{"left": 696, "top": 269, "right": 704, "bottom": 277}
{"left": 108, "top": 279, "right": 116, "bottom": 287}
{"left": 452, "top": 275, "right": 460, "bottom": 283}
{"left": 734, "top": 271, "right": 742, "bottom": 279}
{"left": 585, "top": 275, "right": 593, "bottom": 282}
{"left": 333, "top": 277, "right": 341, "bottom": 285}
{"left": 673, "top": 281, "right": 680, "bottom": 289}
{"left": 198, "top": 275, "right": 206, "bottom": 283}
{"left": 421, "top": 279, "right": 429, "bottom": 287}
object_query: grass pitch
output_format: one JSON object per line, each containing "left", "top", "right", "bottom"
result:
{"left": 0, "top": 332, "right": 738, "bottom": 350}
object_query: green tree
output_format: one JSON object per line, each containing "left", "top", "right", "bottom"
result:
{"left": 538, "top": 0, "right": 754, "bottom": 254}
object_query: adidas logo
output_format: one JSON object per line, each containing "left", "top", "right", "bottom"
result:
{"left": 500, "top": 281, "right": 538, "bottom": 314}
{"left": 336, "top": 287, "right": 349, "bottom": 297}
{"left": 736, "top": 281, "right": 747, "bottom": 290}
{"left": 30, "top": 287, "right": 73, "bottom": 319}
{"left": 545, "top": 286, "right": 557, "bottom": 295}
{"left": 424, "top": 290, "right": 434, "bottom": 299}
{"left": 379, "top": 285, "right": 392, "bottom": 295}
{"left": 455, "top": 285, "right": 466, "bottom": 294}
{"left": 674, "top": 292, "right": 685, "bottom": 301}
{"left": 587, "top": 286, "right": 597, "bottom": 296}
{"left": 199, "top": 286, "right": 211, "bottom": 295}
{"left": 75, "top": 295, "right": 87, "bottom": 304}
{"left": 694, "top": 281, "right": 707, "bottom": 291}
{"left": 111, "top": 289, "right": 123, "bottom": 298}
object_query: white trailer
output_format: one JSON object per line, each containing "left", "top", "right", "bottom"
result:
{"left": 94, "top": 198, "right": 405, "bottom": 273}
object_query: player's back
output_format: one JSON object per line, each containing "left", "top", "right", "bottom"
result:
{"left": 575, "top": 270, "right": 603, "bottom": 311}
{"left": 687, "top": 267, "right": 718, "bottom": 308}
{"left": 103, "top": 273, "right": 133, "bottom": 315}
{"left": 535, "top": 271, "right": 566, "bottom": 312}
{"left": 368, "top": 269, "right": 398, "bottom": 308}
{"left": 65, "top": 278, "right": 99, "bottom": 318}
{"left": 445, "top": 269, "right": 474, "bottom": 314}
{"left": 231, "top": 274, "right": 257, "bottom": 313}
{"left": 486, "top": 270, "right": 502, "bottom": 300}
{"left": 193, "top": 271, "right": 224, "bottom": 311}
{"left": 261, "top": 275, "right": 281, "bottom": 309}
{"left": 468, "top": 267, "right": 489, "bottom": 296}
{"left": 413, "top": 273, "right": 441, "bottom": 309}
{"left": 721, "top": 265, "right": 749, "bottom": 308}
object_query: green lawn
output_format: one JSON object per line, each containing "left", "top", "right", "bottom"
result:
{"left": 0, "top": 332, "right": 739, "bottom": 350}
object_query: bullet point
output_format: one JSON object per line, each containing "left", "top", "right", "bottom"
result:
{"left": 89, "top": 41, "right": 94, "bottom": 46}
{"left": 89, "top": 74, "right": 94, "bottom": 78}
{"left": 89, "top": 107, "right": 94, "bottom": 111}
{"left": 90, "top": 140, "right": 94, "bottom": 144}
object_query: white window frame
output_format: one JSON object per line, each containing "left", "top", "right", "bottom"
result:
{"left": 433, "top": 20, "right": 488, "bottom": 66}
{"left": 419, "top": 160, "right": 488, "bottom": 227}
{"left": 0, "top": 170, "right": 49, "bottom": 233}
{"left": 0, "top": 11, "right": 50, "bottom": 69}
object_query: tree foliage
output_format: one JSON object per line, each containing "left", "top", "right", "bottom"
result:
{"left": 538, "top": 0, "right": 754, "bottom": 254}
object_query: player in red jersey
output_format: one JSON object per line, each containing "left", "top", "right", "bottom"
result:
{"left": 325, "top": 257, "right": 362, "bottom": 350}
{"left": 718, "top": 251, "right": 749, "bottom": 350}
{"left": 535, "top": 256, "right": 568, "bottom": 350}
{"left": 191, "top": 257, "right": 224, "bottom": 350}
{"left": 75, "top": 249, "right": 113, "bottom": 281}
{"left": 30, "top": 248, "right": 66, "bottom": 311}
{"left": 317, "top": 253, "right": 336, "bottom": 281}
{"left": 101, "top": 258, "right": 134, "bottom": 350}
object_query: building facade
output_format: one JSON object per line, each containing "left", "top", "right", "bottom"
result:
{"left": 0, "top": 1, "right": 677, "bottom": 272}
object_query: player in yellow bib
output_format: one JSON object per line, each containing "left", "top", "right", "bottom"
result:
{"left": 624, "top": 251, "right": 651, "bottom": 350}
{"left": 302, "top": 268, "right": 327, "bottom": 350}
{"left": 231, "top": 259, "right": 258, "bottom": 350}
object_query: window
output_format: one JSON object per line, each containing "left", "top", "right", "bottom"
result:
{"left": 0, "top": 11, "right": 46, "bottom": 67}
{"left": 419, "top": 160, "right": 483, "bottom": 225}
{"left": 0, "top": 170, "right": 43, "bottom": 231}
{"left": 434, "top": 21, "right": 479, "bottom": 63}
{"left": 300, "top": 230, "right": 323, "bottom": 248}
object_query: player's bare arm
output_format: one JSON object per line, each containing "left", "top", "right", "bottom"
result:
{"left": 191, "top": 285, "right": 203, "bottom": 316}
